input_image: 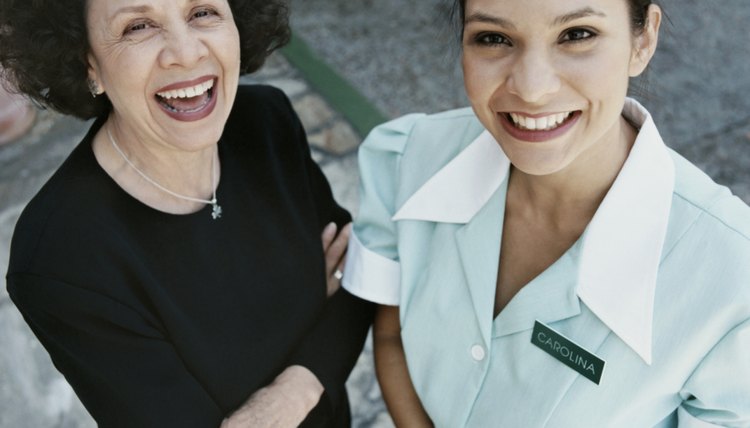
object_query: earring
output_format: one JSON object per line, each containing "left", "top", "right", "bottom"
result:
{"left": 87, "top": 78, "right": 102, "bottom": 98}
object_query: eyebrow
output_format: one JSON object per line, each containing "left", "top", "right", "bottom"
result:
{"left": 110, "top": 0, "right": 201, "bottom": 20}
{"left": 553, "top": 7, "right": 607, "bottom": 26}
{"left": 110, "top": 5, "right": 152, "bottom": 20}
{"left": 464, "top": 7, "right": 607, "bottom": 29}
{"left": 464, "top": 12, "right": 517, "bottom": 30}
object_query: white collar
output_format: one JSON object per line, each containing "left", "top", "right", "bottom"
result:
{"left": 393, "top": 98, "right": 674, "bottom": 364}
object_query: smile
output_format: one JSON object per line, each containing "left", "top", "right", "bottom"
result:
{"left": 154, "top": 76, "right": 218, "bottom": 122}
{"left": 499, "top": 110, "right": 581, "bottom": 143}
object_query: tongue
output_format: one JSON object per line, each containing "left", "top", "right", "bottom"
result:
{"left": 162, "top": 92, "right": 209, "bottom": 112}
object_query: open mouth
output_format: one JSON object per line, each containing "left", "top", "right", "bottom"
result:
{"left": 505, "top": 111, "right": 578, "bottom": 132}
{"left": 155, "top": 79, "right": 215, "bottom": 114}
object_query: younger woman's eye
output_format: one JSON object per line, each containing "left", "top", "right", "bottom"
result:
{"left": 560, "top": 28, "right": 596, "bottom": 43}
{"left": 475, "top": 32, "right": 512, "bottom": 47}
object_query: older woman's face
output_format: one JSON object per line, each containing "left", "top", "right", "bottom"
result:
{"left": 462, "top": 0, "right": 659, "bottom": 176}
{"left": 86, "top": 0, "right": 240, "bottom": 150}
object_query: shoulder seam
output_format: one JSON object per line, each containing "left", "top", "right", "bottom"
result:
{"left": 673, "top": 192, "right": 750, "bottom": 242}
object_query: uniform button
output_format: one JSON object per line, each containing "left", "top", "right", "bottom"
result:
{"left": 470, "top": 344, "right": 485, "bottom": 361}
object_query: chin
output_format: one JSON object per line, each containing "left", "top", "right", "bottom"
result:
{"left": 504, "top": 149, "right": 572, "bottom": 177}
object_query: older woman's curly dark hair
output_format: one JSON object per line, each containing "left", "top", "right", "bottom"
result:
{"left": 0, "top": 0, "right": 290, "bottom": 119}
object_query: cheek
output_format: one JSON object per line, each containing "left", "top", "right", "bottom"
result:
{"left": 462, "top": 55, "right": 504, "bottom": 105}
{"left": 222, "top": 29, "right": 242, "bottom": 72}
{"left": 560, "top": 52, "right": 631, "bottom": 100}
{"left": 99, "top": 54, "right": 148, "bottom": 96}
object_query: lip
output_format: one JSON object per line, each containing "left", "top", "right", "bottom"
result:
{"left": 154, "top": 76, "right": 218, "bottom": 122}
{"left": 499, "top": 110, "right": 581, "bottom": 143}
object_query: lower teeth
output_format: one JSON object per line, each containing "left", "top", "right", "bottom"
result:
{"left": 158, "top": 89, "right": 212, "bottom": 113}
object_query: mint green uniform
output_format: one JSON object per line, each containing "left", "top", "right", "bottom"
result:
{"left": 343, "top": 99, "right": 750, "bottom": 427}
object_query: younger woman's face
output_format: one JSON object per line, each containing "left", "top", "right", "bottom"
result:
{"left": 462, "top": 0, "right": 660, "bottom": 176}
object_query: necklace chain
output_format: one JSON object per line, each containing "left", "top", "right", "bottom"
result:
{"left": 106, "top": 126, "right": 222, "bottom": 220}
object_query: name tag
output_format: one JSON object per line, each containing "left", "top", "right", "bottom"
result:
{"left": 531, "top": 320, "right": 606, "bottom": 385}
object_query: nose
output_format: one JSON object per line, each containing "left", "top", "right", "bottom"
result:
{"left": 506, "top": 48, "right": 561, "bottom": 104}
{"left": 158, "top": 25, "right": 209, "bottom": 69}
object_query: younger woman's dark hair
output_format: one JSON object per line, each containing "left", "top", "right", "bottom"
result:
{"left": 0, "top": 0, "right": 290, "bottom": 120}
{"left": 450, "top": 0, "right": 655, "bottom": 40}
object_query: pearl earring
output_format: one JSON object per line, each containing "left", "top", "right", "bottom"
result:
{"left": 87, "top": 79, "right": 102, "bottom": 98}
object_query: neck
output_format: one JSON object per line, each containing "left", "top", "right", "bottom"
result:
{"left": 94, "top": 116, "right": 220, "bottom": 215}
{"left": 507, "top": 116, "right": 636, "bottom": 229}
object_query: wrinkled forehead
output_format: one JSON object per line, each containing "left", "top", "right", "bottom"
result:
{"left": 85, "top": 0, "right": 219, "bottom": 22}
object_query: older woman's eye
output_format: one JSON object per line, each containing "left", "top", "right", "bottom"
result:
{"left": 191, "top": 7, "right": 219, "bottom": 20}
{"left": 124, "top": 21, "right": 152, "bottom": 35}
{"left": 475, "top": 33, "right": 511, "bottom": 47}
{"left": 560, "top": 28, "right": 596, "bottom": 43}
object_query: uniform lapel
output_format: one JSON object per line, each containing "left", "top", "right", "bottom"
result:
{"left": 455, "top": 184, "right": 505, "bottom": 346}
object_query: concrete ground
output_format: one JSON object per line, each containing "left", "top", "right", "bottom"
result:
{"left": 1, "top": 1, "right": 748, "bottom": 427}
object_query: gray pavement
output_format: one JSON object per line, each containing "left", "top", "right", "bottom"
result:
{"left": 1, "top": 1, "right": 749, "bottom": 427}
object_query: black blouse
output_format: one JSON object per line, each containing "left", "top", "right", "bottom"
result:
{"left": 6, "top": 85, "right": 373, "bottom": 427}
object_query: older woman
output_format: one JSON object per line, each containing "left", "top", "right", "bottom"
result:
{"left": 1, "top": 0, "right": 373, "bottom": 427}
{"left": 343, "top": 0, "right": 750, "bottom": 426}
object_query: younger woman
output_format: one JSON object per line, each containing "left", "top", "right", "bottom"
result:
{"left": 344, "top": 0, "right": 750, "bottom": 426}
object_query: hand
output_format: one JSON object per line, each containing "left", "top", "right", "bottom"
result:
{"left": 321, "top": 222, "right": 351, "bottom": 297}
{"left": 220, "top": 366, "right": 324, "bottom": 428}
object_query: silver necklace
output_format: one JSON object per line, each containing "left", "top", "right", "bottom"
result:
{"left": 106, "top": 127, "right": 222, "bottom": 220}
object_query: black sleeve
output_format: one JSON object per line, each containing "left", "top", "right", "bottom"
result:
{"left": 279, "top": 90, "right": 375, "bottom": 416}
{"left": 7, "top": 273, "right": 224, "bottom": 428}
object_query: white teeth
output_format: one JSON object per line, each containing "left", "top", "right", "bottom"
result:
{"left": 537, "top": 116, "right": 548, "bottom": 130}
{"left": 157, "top": 79, "right": 214, "bottom": 100}
{"left": 508, "top": 111, "right": 572, "bottom": 131}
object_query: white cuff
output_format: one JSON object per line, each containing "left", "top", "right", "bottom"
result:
{"left": 677, "top": 406, "right": 723, "bottom": 428}
{"left": 341, "top": 231, "right": 401, "bottom": 305}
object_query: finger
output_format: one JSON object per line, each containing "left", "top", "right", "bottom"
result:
{"left": 336, "top": 255, "right": 346, "bottom": 274}
{"left": 334, "top": 255, "right": 346, "bottom": 281}
{"left": 328, "top": 263, "right": 343, "bottom": 298}
{"left": 327, "top": 273, "right": 341, "bottom": 297}
{"left": 325, "top": 223, "right": 350, "bottom": 273}
{"left": 321, "top": 222, "right": 337, "bottom": 251}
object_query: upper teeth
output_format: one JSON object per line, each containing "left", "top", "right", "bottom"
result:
{"left": 509, "top": 112, "right": 572, "bottom": 131}
{"left": 157, "top": 80, "right": 214, "bottom": 100}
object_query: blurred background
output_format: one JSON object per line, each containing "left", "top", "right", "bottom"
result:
{"left": 1, "top": 0, "right": 748, "bottom": 426}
